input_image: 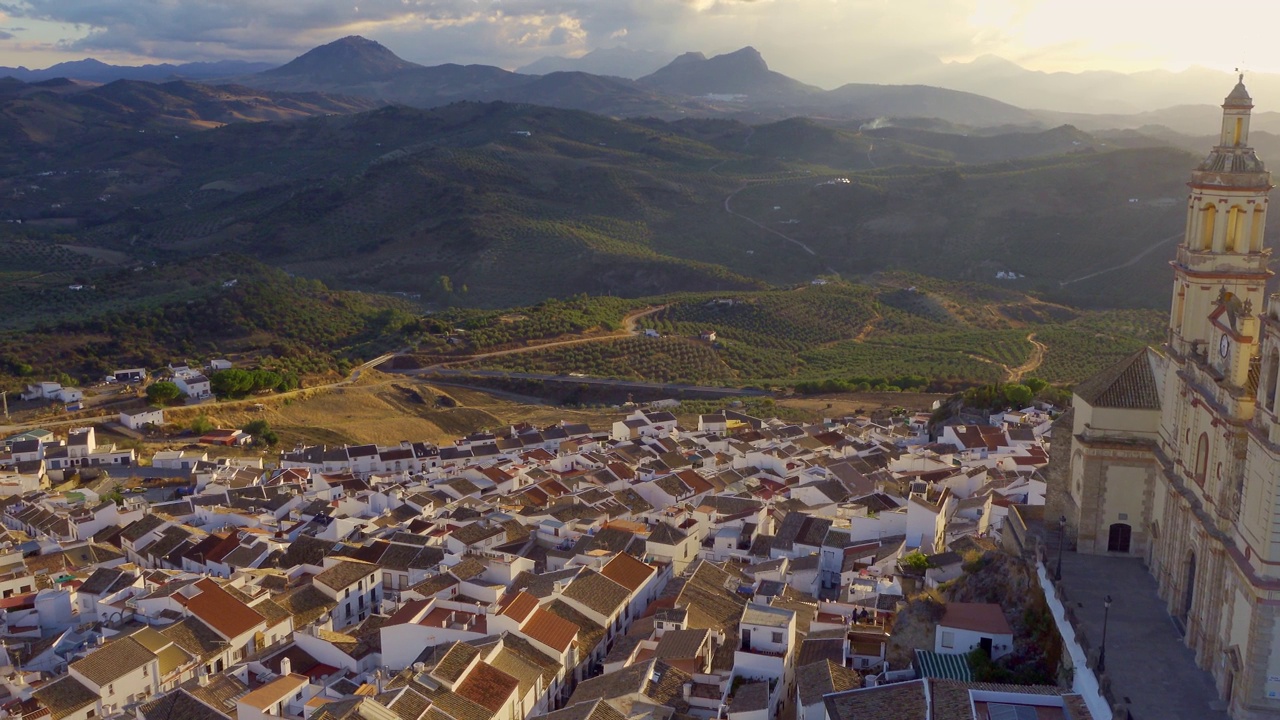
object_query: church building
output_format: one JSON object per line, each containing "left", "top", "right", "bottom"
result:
{"left": 1051, "top": 77, "right": 1280, "bottom": 719}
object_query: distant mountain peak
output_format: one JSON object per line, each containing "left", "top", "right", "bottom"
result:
{"left": 719, "top": 46, "right": 768, "bottom": 72}
{"left": 263, "top": 35, "right": 419, "bottom": 82}
{"left": 642, "top": 45, "right": 813, "bottom": 98}
{"left": 669, "top": 51, "right": 708, "bottom": 66}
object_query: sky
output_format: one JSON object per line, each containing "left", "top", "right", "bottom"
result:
{"left": 0, "top": 0, "right": 1277, "bottom": 85}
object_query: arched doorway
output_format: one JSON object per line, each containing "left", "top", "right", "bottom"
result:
{"left": 1182, "top": 551, "right": 1197, "bottom": 625}
{"left": 1108, "top": 523, "right": 1132, "bottom": 553}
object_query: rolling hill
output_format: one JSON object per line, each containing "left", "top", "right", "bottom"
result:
{"left": 0, "top": 93, "right": 1212, "bottom": 312}
{"left": 0, "top": 78, "right": 383, "bottom": 172}
{"left": 230, "top": 36, "right": 1040, "bottom": 127}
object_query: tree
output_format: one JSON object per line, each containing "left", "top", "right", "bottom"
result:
{"left": 243, "top": 419, "right": 279, "bottom": 446}
{"left": 190, "top": 415, "right": 214, "bottom": 435}
{"left": 900, "top": 550, "right": 930, "bottom": 572}
{"left": 146, "top": 381, "right": 181, "bottom": 406}
{"left": 1004, "top": 383, "right": 1034, "bottom": 407}
{"left": 1024, "top": 377, "right": 1048, "bottom": 394}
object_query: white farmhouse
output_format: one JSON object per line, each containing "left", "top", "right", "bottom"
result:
{"left": 934, "top": 602, "right": 1014, "bottom": 660}
{"left": 120, "top": 407, "right": 165, "bottom": 430}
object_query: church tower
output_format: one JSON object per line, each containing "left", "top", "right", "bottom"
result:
{"left": 1054, "top": 77, "right": 1280, "bottom": 719}
{"left": 1168, "top": 75, "right": 1272, "bottom": 394}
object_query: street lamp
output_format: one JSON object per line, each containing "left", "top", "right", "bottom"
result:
{"left": 1056, "top": 514, "right": 1066, "bottom": 581}
{"left": 1099, "top": 594, "right": 1113, "bottom": 673}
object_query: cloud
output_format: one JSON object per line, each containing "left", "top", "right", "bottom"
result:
{"left": 0, "top": 0, "right": 992, "bottom": 71}
{"left": 0, "top": 30, "right": 11, "bottom": 40}
{"left": 2, "top": 0, "right": 1241, "bottom": 81}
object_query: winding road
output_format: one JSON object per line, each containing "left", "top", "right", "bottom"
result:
{"left": 409, "top": 305, "right": 667, "bottom": 371}
{"left": 1058, "top": 231, "right": 1183, "bottom": 287}
{"left": 1005, "top": 333, "right": 1048, "bottom": 383}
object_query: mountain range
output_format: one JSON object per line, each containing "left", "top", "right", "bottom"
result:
{"left": 227, "top": 37, "right": 1035, "bottom": 127}
{"left": 517, "top": 48, "right": 674, "bottom": 79}
{"left": 0, "top": 58, "right": 275, "bottom": 84}
{"left": 0, "top": 35, "right": 1270, "bottom": 321}
{"left": 9, "top": 38, "right": 1280, "bottom": 124}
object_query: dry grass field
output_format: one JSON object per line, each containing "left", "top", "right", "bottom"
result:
{"left": 162, "top": 371, "right": 624, "bottom": 447}
{"left": 156, "top": 372, "right": 949, "bottom": 451}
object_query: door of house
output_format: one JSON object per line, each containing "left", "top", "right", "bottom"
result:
{"left": 979, "top": 637, "right": 993, "bottom": 658}
{"left": 1107, "top": 523, "right": 1132, "bottom": 553}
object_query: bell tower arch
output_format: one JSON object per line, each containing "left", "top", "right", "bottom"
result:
{"left": 1168, "top": 75, "right": 1273, "bottom": 377}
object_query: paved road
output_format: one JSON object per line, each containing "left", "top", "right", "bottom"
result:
{"left": 388, "top": 367, "right": 770, "bottom": 398}
{"left": 1059, "top": 551, "right": 1228, "bottom": 720}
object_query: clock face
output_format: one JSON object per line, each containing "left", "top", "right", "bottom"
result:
{"left": 1220, "top": 334, "right": 1230, "bottom": 358}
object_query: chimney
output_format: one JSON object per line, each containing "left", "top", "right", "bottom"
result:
{"left": 197, "top": 667, "right": 210, "bottom": 687}
{"left": 280, "top": 657, "right": 292, "bottom": 677}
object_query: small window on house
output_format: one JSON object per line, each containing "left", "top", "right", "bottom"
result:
{"left": 107, "top": 684, "right": 114, "bottom": 695}
{"left": 143, "top": 665, "right": 148, "bottom": 677}
{"left": 771, "top": 632, "right": 783, "bottom": 644}
{"left": 941, "top": 631, "right": 955, "bottom": 649}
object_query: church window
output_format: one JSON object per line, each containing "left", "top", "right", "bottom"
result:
{"left": 1194, "top": 433, "right": 1210, "bottom": 487}
{"left": 1265, "top": 349, "right": 1279, "bottom": 412}
{"left": 1234, "top": 117, "right": 1244, "bottom": 145}
{"left": 1251, "top": 207, "right": 1265, "bottom": 252}
{"left": 1107, "top": 523, "right": 1132, "bottom": 553}
{"left": 1226, "top": 206, "right": 1244, "bottom": 252}
{"left": 1201, "top": 204, "right": 1217, "bottom": 250}
{"left": 1223, "top": 206, "right": 1244, "bottom": 251}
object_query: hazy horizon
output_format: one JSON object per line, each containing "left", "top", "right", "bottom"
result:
{"left": 0, "top": 0, "right": 1277, "bottom": 88}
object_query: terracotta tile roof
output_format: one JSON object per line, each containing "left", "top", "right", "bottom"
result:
{"left": 448, "top": 556, "right": 488, "bottom": 581}
{"left": 533, "top": 699, "right": 628, "bottom": 720}
{"left": 940, "top": 602, "right": 1013, "bottom": 636}
{"left": 598, "top": 552, "right": 655, "bottom": 593}
{"left": 929, "top": 679, "right": 1068, "bottom": 719}
{"left": 562, "top": 570, "right": 629, "bottom": 617}
{"left": 1073, "top": 348, "right": 1161, "bottom": 410}
{"left": 498, "top": 591, "right": 539, "bottom": 623}
{"left": 382, "top": 687, "right": 430, "bottom": 720}
{"left": 545, "top": 600, "right": 606, "bottom": 657}
{"left": 69, "top": 635, "right": 154, "bottom": 686}
{"left": 179, "top": 578, "right": 266, "bottom": 640}
{"left": 824, "top": 680, "right": 927, "bottom": 720}
{"left": 238, "top": 673, "right": 308, "bottom": 710}
{"left": 277, "top": 585, "right": 337, "bottom": 626}
{"left": 139, "top": 689, "right": 228, "bottom": 720}
{"left": 730, "top": 681, "right": 769, "bottom": 712}
{"left": 652, "top": 628, "right": 708, "bottom": 660}
{"left": 408, "top": 573, "right": 459, "bottom": 598}
{"left": 796, "top": 659, "right": 862, "bottom": 707}
{"left": 432, "top": 641, "right": 480, "bottom": 684}
{"left": 569, "top": 659, "right": 691, "bottom": 712}
{"left": 181, "top": 672, "right": 249, "bottom": 715}
{"left": 313, "top": 560, "right": 376, "bottom": 591}
{"left": 455, "top": 661, "right": 519, "bottom": 712}
{"left": 521, "top": 605, "right": 579, "bottom": 654}
{"left": 488, "top": 647, "right": 543, "bottom": 695}
{"left": 500, "top": 634, "right": 563, "bottom": 685}
{"left": 32, "top": 675, "right": 97, "bottom": 719}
